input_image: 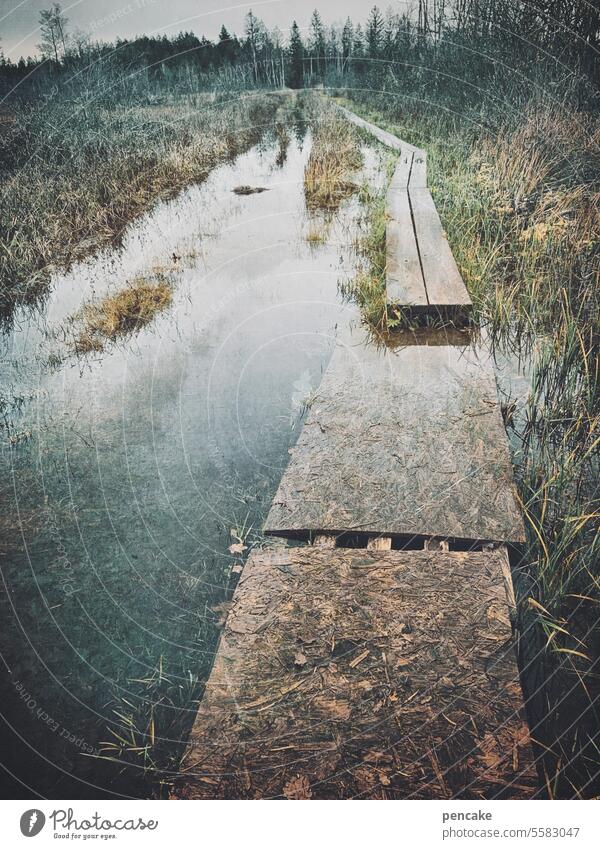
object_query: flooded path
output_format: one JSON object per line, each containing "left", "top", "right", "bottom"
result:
{"left": 0, "top": 126, "right": 382, "bottom": 797}
{"left": 176, "top": 110, "right": 538, "bottom": 800}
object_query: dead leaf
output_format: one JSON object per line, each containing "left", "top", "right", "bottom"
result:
{"left": 231, "top": 563, "right": 243, "bottom": 574}
{"left": 294, "top": 652, "right": 307, "bottom": 667}
{"left": 283, "top": 774, "right": 312, "bottom": 800}
{"left": 228, "top": 542, "right": 247, "bottom": 555}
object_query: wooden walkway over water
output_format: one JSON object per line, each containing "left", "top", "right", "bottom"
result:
{"left": 341, "top": 105, "right": 472, "bottom": 320}
{"left": 175, "top": 107, "right": 536, "bottom": 800}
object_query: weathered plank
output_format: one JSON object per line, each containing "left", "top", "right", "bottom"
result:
{"left": 338, "top": 105, "right": 404, "bottom": 152}
{"left": 390, "top": 152, "right": 414, "bottom": 190}
{"left": 265, "top": 334, "right": 525, "bottom": 544}
{"left": 175, "top": 546, "right": 536, "bottom": 800}
{"left": 410, "top": 188, "right": 472, "bottom": 309}
{"left": 409, "top": 150, "right": 428, "bottom": 189}
{"left": 386, "top": 188, "right": 428, "bottom": 307}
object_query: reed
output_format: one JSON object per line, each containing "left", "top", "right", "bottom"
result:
{"left": 304, "top": 113, "right": 363, "bottom": 210}
{"left": 0, "top": 84, "right": 280, "bottom": 322}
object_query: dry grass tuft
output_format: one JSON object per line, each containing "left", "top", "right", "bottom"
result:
{"left": 73, "top": 275, "right": 173, "bottom": 354}
{"left": 305, "top": 226, "right": 327, "bottom": 245}
{"left": 304, "top": 118, "right": 363, "bottom": 210}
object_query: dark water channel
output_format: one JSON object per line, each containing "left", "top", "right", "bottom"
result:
{"left": 0, "top": 128, "right": 383, "bottom": 798}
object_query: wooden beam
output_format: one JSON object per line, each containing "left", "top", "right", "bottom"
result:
{"left": 410, "top": 188, "right": 472, "bottom": 309}
{"left": 313, "top": 534, "right": 337, "bottom": 548}
{"left": 424, "top": 538, "right": 450, "bottom": 551}
{"left": 366, "top": 536, "right": 392, "bottom": 550}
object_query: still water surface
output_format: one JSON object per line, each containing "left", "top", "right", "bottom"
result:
{"left": 0, "top": 128, "right": 380, "bottom": 797}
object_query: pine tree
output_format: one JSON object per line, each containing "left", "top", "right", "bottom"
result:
{"left": 341, "top": 17, "right": 354, "bottom": 73}
{"left": 218, "top": 25, "right": 235, "bottom": 64}
{"left": 244, "top": 10, "right": 263, "bottom": 83}
{"left": 366, "top": 5, "right": 384, "bottom": 59}
{"left": 309, "top": 9, "right": 326, "bottom": 79}
{"left": 288, "top": 21, "right": 304, "bottom": 89}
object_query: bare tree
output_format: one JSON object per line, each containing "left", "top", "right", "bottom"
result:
{"left": 38, "top": 3, "right": 69, "bottom": 63}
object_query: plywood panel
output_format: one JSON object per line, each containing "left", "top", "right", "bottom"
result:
{"left": 176, "top": 546, "right": 536, "bottom": 800}
{"left": 265, "top": 336, "right": 525, "bottom": 544}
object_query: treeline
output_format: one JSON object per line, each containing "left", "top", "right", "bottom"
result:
{"left": 1, "top": 2, "right": 598, "bottom": 103}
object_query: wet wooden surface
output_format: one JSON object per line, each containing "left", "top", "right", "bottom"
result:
{"left": 265, "top": 335, "right": 526, "bottom": 544}
{"left": 386, "top": 189, "right": 427, "bottom": 306}
{"left": 176, "top": 546, "right": 536, "bottom": 800}
{"left": 411, "top": 188, "right": 472, "bottom": 308}
{"left": 338, "top": 103, "right": 472, "bottom": 318}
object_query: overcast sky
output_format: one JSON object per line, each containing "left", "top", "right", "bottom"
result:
{"left": 0, "top": 0, "right": 412, "bottom": 60}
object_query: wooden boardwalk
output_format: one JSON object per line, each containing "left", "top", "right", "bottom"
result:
{"left": 265, "top": 332, "right": 525, "bottom": 546}
{"left": 175, "top": 106, "right": 536, "bottom": 801}
{"left": 176, "top": 546, "right": 536, "bottom": 799}
{"left": 341, "top": 105, "right": 472, "bottom": 319}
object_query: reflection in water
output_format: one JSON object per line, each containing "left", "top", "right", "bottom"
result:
{"left": 0, "top": 130, "right": 378, "bottom": 798}
{"left": 0, "top": 122, "right": 534, "bottom": 799}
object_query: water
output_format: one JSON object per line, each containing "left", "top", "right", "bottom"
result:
{"left": 0, "top": 129, "right": 383, "bottom": 798}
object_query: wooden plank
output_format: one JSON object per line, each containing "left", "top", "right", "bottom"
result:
{"left": 338, "top": 105, "right": 403, "bottom": 151}
{"left": 390, "top": 153, "right": 414, "bottom": 190}
{"left": 410, "top": 188, "right": 472, "bottom": 308}
{"left": 265, "top": 334, "right": 526, "bottom": 544}
{"left": 175, "top": 546, "right": 537, "bottom": 799}
{"left": 337, "top": 106, "right": 425, "bottom": 167}
{"left": 386, "top": 189, "right": 428, "bottom": 307}
{"left": 424, "top": 538, "right": 450, "bottom": 551}
{"left": 409, "top": 150, "right": 428, "bottom": 189}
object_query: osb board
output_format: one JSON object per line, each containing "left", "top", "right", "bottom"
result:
{"left": 265, "top": 337, "right": 525, "bottom": 544}
{"left": 175, "top": 547, "right": 536, "bottom": 800}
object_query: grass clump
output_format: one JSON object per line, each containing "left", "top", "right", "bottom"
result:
{"left": 340, "top": 187, "right": 388, "bottom": 331}
{"left": 304, "top": 116, "right": 363, "bottom": 211}
{"left": 73, "top": 274, "right": 173, "bottom": 354}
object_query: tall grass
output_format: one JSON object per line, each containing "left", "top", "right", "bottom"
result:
{"left": 0, "top": 80, "right": 280, "bottom": 320}
{"left": 304, "top": 109, "right": 363, "bottom": 210}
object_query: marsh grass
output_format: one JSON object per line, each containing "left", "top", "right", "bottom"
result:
{"left": 72, "top": 273, "right": 173, "bottom": 354}
{"left": 304, "top": 114, "right": 363, "bottom": 210}
{"left": 0, "top": 88, "right": 280, "bottom": 321}
{"left": 86, "top": 657, "right": 201, "bottom": 797}
{"left": 305, "top": 226, "right": 327, "bottom": 245}
{"left": 341, "top": 94, "right": 599, "bottom": 796}
{"left": 340, "top": 186, "right": 388, "bottom": 330}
